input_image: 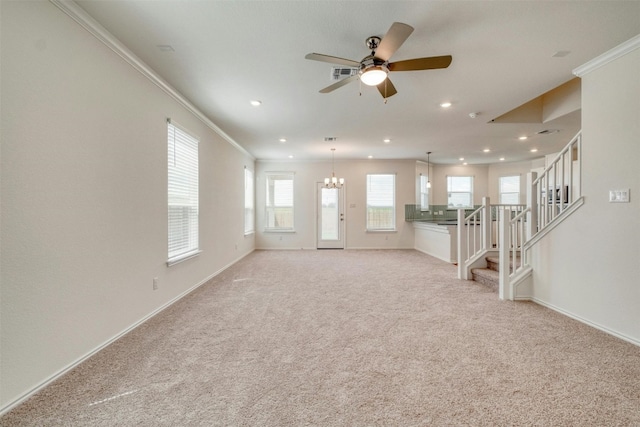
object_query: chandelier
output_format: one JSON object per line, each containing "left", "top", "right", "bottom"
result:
{"left": 324, "top": 148, "right": 344, "bottom": 188}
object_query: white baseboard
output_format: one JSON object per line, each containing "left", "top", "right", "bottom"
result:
{"left": 0, "top": 250, "right": 255, "bottom": 416}
{"left": 529, "top": 297, "right": 640, "bottom": 348}
{"left": 413, "top": 247, "right": 455, "bottom": 263}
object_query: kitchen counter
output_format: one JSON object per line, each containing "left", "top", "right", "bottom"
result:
{"left": 413, "top": 221, "right": 482, "bottom": 263}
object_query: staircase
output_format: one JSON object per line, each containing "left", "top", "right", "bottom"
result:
{"left": 471, "top": 255, "right": 521, "bottom": 291}
{"left": 458, "top": 130, "right": 583, "bottom": 300}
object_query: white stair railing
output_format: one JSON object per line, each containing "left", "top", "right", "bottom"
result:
{"left": 533, "top": 131, "right": 582, "bottom": 231}
{"left": 457, "top": 198, "right": 526, "bottom": 280}
{"left": 499, "top": 130, "right": 583, "bottom": 300}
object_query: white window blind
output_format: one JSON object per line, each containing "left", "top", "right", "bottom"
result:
{"left": 447, "top": 176, "right": 473, "bottom": 208}
{"left": 244, "top": 168, "right": 255, "bottom": 234}
{"left": 265, "top": 173, "right": 294, "bottom": 230}
{"left": 420, "top": 175, "right": 429, "bottom": 211}
{"left": 366, "top": 174, "right": 396, "bottom": 230}
{"left": 167, "top": 120, "right": 199, "bottom": 264}
{"left": 499, "top": 175, "right": 520, "bottom": 204}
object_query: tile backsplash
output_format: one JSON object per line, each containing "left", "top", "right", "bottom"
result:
{"left": 404, "top": 204, "right": 479, "bottom": 221}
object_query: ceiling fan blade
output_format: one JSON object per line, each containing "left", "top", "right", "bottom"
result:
{"left": 319, "top": 74, "right": 358, "bottom": 93}
{"left": 377, "top": 78, "right": 398, "bottom": 98}
{"left": 388, "top": 55, "right": 453, "bottom": 71}
{"left": 305, "top": 53, "right": 360, "bottom": 67}
{"left": 375, "top": 22, "right": 414, "bottom": 62}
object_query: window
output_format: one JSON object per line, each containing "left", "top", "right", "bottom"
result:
{"left": 366, "top": 174, "right": 396, "bottom": 231}
{"left": 419, "top": 175, "right": 429, "bottom": 211}
{"left": 499, "top": 175, "right": 520, "bottom": 204}
{"left": 244, "top": 167, "right": 255, "bottom": 234}
{"left": 265, "top": 173, "right": 294, "bottom": 230}
{"left": 167, "top": 120, "right": 199, "bottom": 264}
{"left": 447, "top": 176, "right": 473, "bottom": 208}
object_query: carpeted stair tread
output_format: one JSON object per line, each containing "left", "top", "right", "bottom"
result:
{"left": 471, "top": 267, "right": 499, "bottom": 290}
{"left": 486, "top": 255, "right": 521, "bottom": 272}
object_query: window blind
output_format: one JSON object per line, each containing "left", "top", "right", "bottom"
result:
{"left": 244, "top": 168, "right": 255, "bottom": 234}
{"left": 499, "top": 175, "right": 520, "bottom": 204}
{"left": 447, "top": 176, "right": 473, "bottom": 208}
{"left": 366, "top": 174, "right": 396, "bottom": 230}
{"left": 265, "top": 173, "right": 294, "bottom": 230}
{"left": 167, "top": 121, "right": 199, "bottom": 263}
{"left": 420, "top": 175, "right": 429, "bottom": 211}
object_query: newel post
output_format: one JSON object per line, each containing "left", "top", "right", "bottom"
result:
{"left": 457, "top": 208, "right": 466, "bottom": 280}
{"left": 482, "top": 197, "right": 491, "bottom": 249}
{"left": 498, "top": 208, "right": 511, "bottom": 300}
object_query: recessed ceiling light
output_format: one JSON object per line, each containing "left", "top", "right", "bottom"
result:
{"left": 499, "top": 157, "right": 505, "bottom": 161}
{"left": 383, "top": 139, "right": 391, "bottom": 143}
{"left": 440, "top": 102, "right": 452, "bottom": 108}
{"left": 530, "top": 148, "right": 538, "bottom": 153}
{"left": 519, "top": 136, "right": 528, "bottom": 140}
{"left": 250, "top": 100, "right": 262, "bottom": 107}
{"left": 463, "top": 162, "right": 468, "bottom": 166}
{"left": 459, "top": 157, "right": 464, "bottom": 161}
{"left": 483, "top": 149, "right": 490, "bottom": 153}
{"left": 279, "top": 138, "right": 287, "bottom": 143}
{"left": 288, "top": 155, "right": 294, "bottom": 158}
{"left": 368, "top": 155, "right": 373, "bottom": 159}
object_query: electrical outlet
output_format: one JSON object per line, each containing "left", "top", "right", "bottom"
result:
{"left": 153, "top": 277, "right": 158, "bottom": 290}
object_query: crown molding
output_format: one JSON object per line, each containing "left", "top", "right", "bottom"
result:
{"left": 573, "top": 34, "right": 640, "bottom": 77}
{"left": 49, "top": 0, "right": 254, "bottom": 160}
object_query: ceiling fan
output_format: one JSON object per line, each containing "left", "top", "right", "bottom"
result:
{"left": 305, "top": 22, "right": 452, "bottom": 100}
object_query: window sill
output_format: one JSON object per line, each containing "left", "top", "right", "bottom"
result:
{"left": 366, "top": 229, "right": 397, "bottom": 233}
{"left": 167, "top": 250, "right": 202, "bottom": 267}
{"left": 263, "top": 229, "right": 296, "bottom": 233}
{"left": 244, "top": 231, "right": 255, "bottom": 236}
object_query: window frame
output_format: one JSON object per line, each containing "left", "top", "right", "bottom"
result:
{"left": 419, "top": 174, "right": 430, "bottom": 212}
{"left": 447, "top": 175, "right": 474, "bottom": 209}
{"left": 167, "top": 119, "right": 201, "bottom": 266}
{"left": 244, "top": 167, "right": 255, "bottom": 235}
{"left": 499, "top": 175, "right": 521, "bottom": 205}
{"left": 264, "top": 172, "right": 295, "bottom": 232}
{"left": 366, "top": 173, "right": 396, "bottom": 232}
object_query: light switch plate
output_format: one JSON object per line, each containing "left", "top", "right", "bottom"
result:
{"left": 609, "top": 189, "right": 630, "bottom": 203}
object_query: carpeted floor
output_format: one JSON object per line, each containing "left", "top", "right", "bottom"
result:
{"left": 2, "top": 249, "right": 639, "bottom": 426}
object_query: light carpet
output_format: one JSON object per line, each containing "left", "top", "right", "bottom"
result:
{"left": 2, "top": 249, "right": 639, "bottom": 426}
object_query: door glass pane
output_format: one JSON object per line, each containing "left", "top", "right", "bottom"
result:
{"left": 321, "top": 188, "right": 339, "bottom": 240}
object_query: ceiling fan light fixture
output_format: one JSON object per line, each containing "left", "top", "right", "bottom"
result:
{"left": 360, "top": 67, "right": 388, "bottom": 86}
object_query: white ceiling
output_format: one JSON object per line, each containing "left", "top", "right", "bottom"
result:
{"left": 75, "top": 1, "right": 640, "bottom": 164}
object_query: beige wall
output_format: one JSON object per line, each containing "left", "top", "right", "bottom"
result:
{"left": 529, "top": 41, "right": 640, "bottom": 344}
{"left": 0, "top": 1, "right": 254, "bottom": 410}
{"left": 255, "top": 159, "right": 417, "bottom": 249}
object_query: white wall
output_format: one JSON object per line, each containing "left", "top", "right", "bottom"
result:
{"left": 0, "top": 1, "right": 254, "bottom": 411}
{"left": 430, "top": 164, "right": 489, "bottom": 207}
{"left": 255, "top": 159, "right": 416, "bottom": 250}
{"left": 529, "top": 41, "right": 640, "bottom": 344}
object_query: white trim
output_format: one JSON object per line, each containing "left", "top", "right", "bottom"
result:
{"left": 524, "top": 196, "right": 585, "bottom": 249}
{"left": 573, "top": 34, "right": 640, "bottom": 77}
{"left": 0, "top": 249, "right": 255, "bottom": 416}
{"left": 49, "top": 0, "right": 254, "bottom": 160}
{"left": 529, "top": 297, "right": 640, "bottom": 348}
{"left": 166, "top": 249, "right": 203, "bottom": 267}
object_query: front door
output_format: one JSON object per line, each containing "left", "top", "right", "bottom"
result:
{"left": 317, "top": 183, "right": 345, "bottom": 249}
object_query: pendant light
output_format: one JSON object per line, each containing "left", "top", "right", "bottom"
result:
{"left": 426, "top": 151, "right": 432, "bottom": 188}
{"left": 324, "top": 148, "right": 344, "bottom": 188}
